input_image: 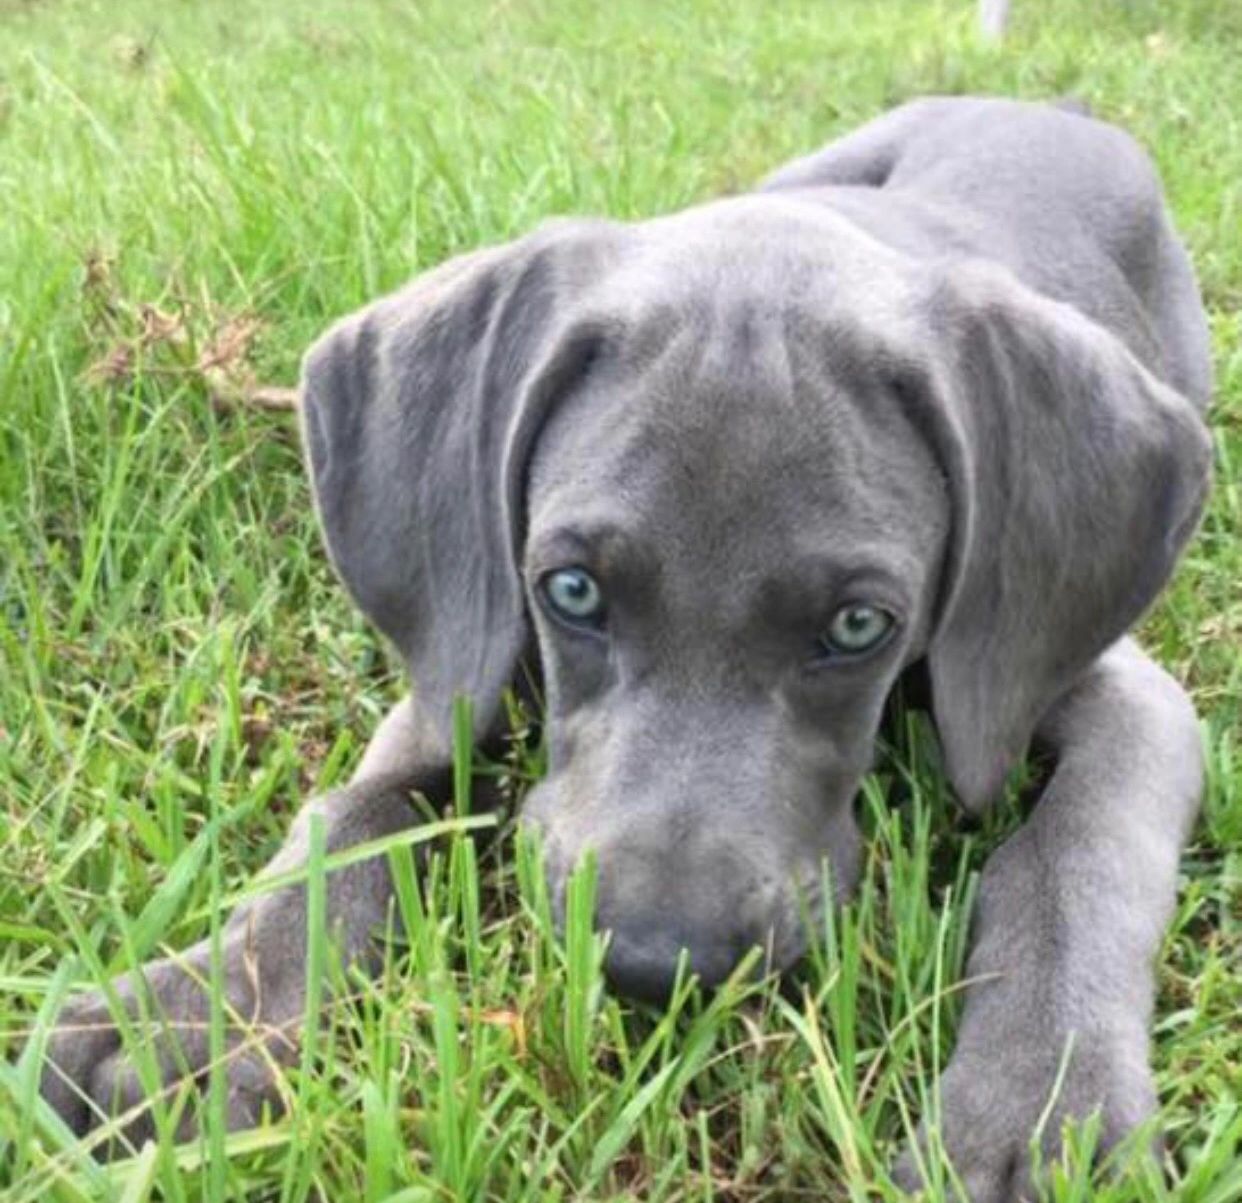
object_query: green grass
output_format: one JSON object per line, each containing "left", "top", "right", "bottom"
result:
{"left": 1, "top": 0, "right": 1239, "bottom": 1198}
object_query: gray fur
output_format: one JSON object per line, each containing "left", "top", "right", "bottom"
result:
{"left": 39, "top": 98, "right": 1212, "bottom": 1200}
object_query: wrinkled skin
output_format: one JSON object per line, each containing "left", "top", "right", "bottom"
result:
{"left": 36, "top": 98, "right": 1213, "bottom": 1201}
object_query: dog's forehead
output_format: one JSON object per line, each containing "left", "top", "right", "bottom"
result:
{"left": 525, "top": 196, "right": 947, "bottom": 584}
{"left": 527, "top": 298, "right": 947, "bottom": 583}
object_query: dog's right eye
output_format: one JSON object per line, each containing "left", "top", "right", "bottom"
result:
{"left": 541, "top": 566, "right": 606, "bottom": 629}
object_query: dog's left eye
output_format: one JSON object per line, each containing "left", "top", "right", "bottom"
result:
{"left": 817, "top": 602, "right": 895, "bottom": 658}
{"left": 541, "top": 566, "right": 605, "bottom": 627}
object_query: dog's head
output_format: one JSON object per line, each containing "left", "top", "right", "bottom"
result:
{"left": 300, "top": 199, "right": 1209, "bottom": 1001}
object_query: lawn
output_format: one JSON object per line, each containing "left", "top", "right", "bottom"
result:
{"left": 1, "top": 0, "right": 1239, "bottom": 1199}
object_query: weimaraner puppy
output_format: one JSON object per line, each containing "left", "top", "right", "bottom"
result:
{"left": 41, "top": 97, "right": 1212, "bottom": 1200}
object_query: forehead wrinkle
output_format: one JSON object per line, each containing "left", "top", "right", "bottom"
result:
{"left": 527, "top": 280, "right": 948, "bottom": 588}
{"left": 611, "top": 300, "right": 852, "bottom": 485}
{"left": 689, "top": 297, "right": 802, "bottom": 403}
{"left": 534, "top": 338, "right": 897, "bottom": 551}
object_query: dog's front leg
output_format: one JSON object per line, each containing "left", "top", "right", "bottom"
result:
{"left": 896, "top": 638, "right": 1203, "bottom": 1201}
{"left": 39, "top": 697, "right": 454, "bottom": 1149}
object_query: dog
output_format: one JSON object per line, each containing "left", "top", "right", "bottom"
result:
{"left": 40, "top": 98, "right": 1212, "bottom": 1201}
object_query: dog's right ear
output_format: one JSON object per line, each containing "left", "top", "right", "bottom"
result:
{"left": 911, "top": 261, "right": 1211, "bottom": 813}
{"left": 299, "top": 221, "right": 622, "bottom": 746}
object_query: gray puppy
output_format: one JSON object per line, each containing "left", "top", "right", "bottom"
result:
{"left": 41, "top": 98, "right": 1212, "bottom": 1201}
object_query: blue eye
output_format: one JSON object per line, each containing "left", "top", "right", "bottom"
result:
{"left": 542, "top": 567, "right": 605, "bottom": 627}
{"left": 818, "top": 603, "right": 895, "bottom": 658}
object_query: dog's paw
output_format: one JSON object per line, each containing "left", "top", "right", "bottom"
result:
{"left": 891, "top": 1038, "right": 1158, "bottom": 1202}
{"left": 39, "top": 941, "right": 297, "bottom": 1151}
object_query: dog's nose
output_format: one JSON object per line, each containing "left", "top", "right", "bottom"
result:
{"left": 601, "top": 922, "right": 755, "bottom": 1005}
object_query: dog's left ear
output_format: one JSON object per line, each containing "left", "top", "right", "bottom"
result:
{"left": 912, "top": 262, "right": 1211, "bottom": 812}
{"left": 298, "top": 220, "right": 622, "bottom": 747}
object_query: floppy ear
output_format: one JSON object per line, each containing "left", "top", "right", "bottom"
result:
{"left": 299, "top": 220, "right": 621, "bottom": 746}
{"left": 916, "top": 263, "right": 1212, "bottom": 812}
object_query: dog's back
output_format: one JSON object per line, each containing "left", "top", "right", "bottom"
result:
{"left": 761, "top": 97, "right": 1212, "bottom": 407}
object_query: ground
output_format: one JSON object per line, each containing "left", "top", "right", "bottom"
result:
{"left": 0, "top": 0, "right": 1239, "bottom": 1199}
